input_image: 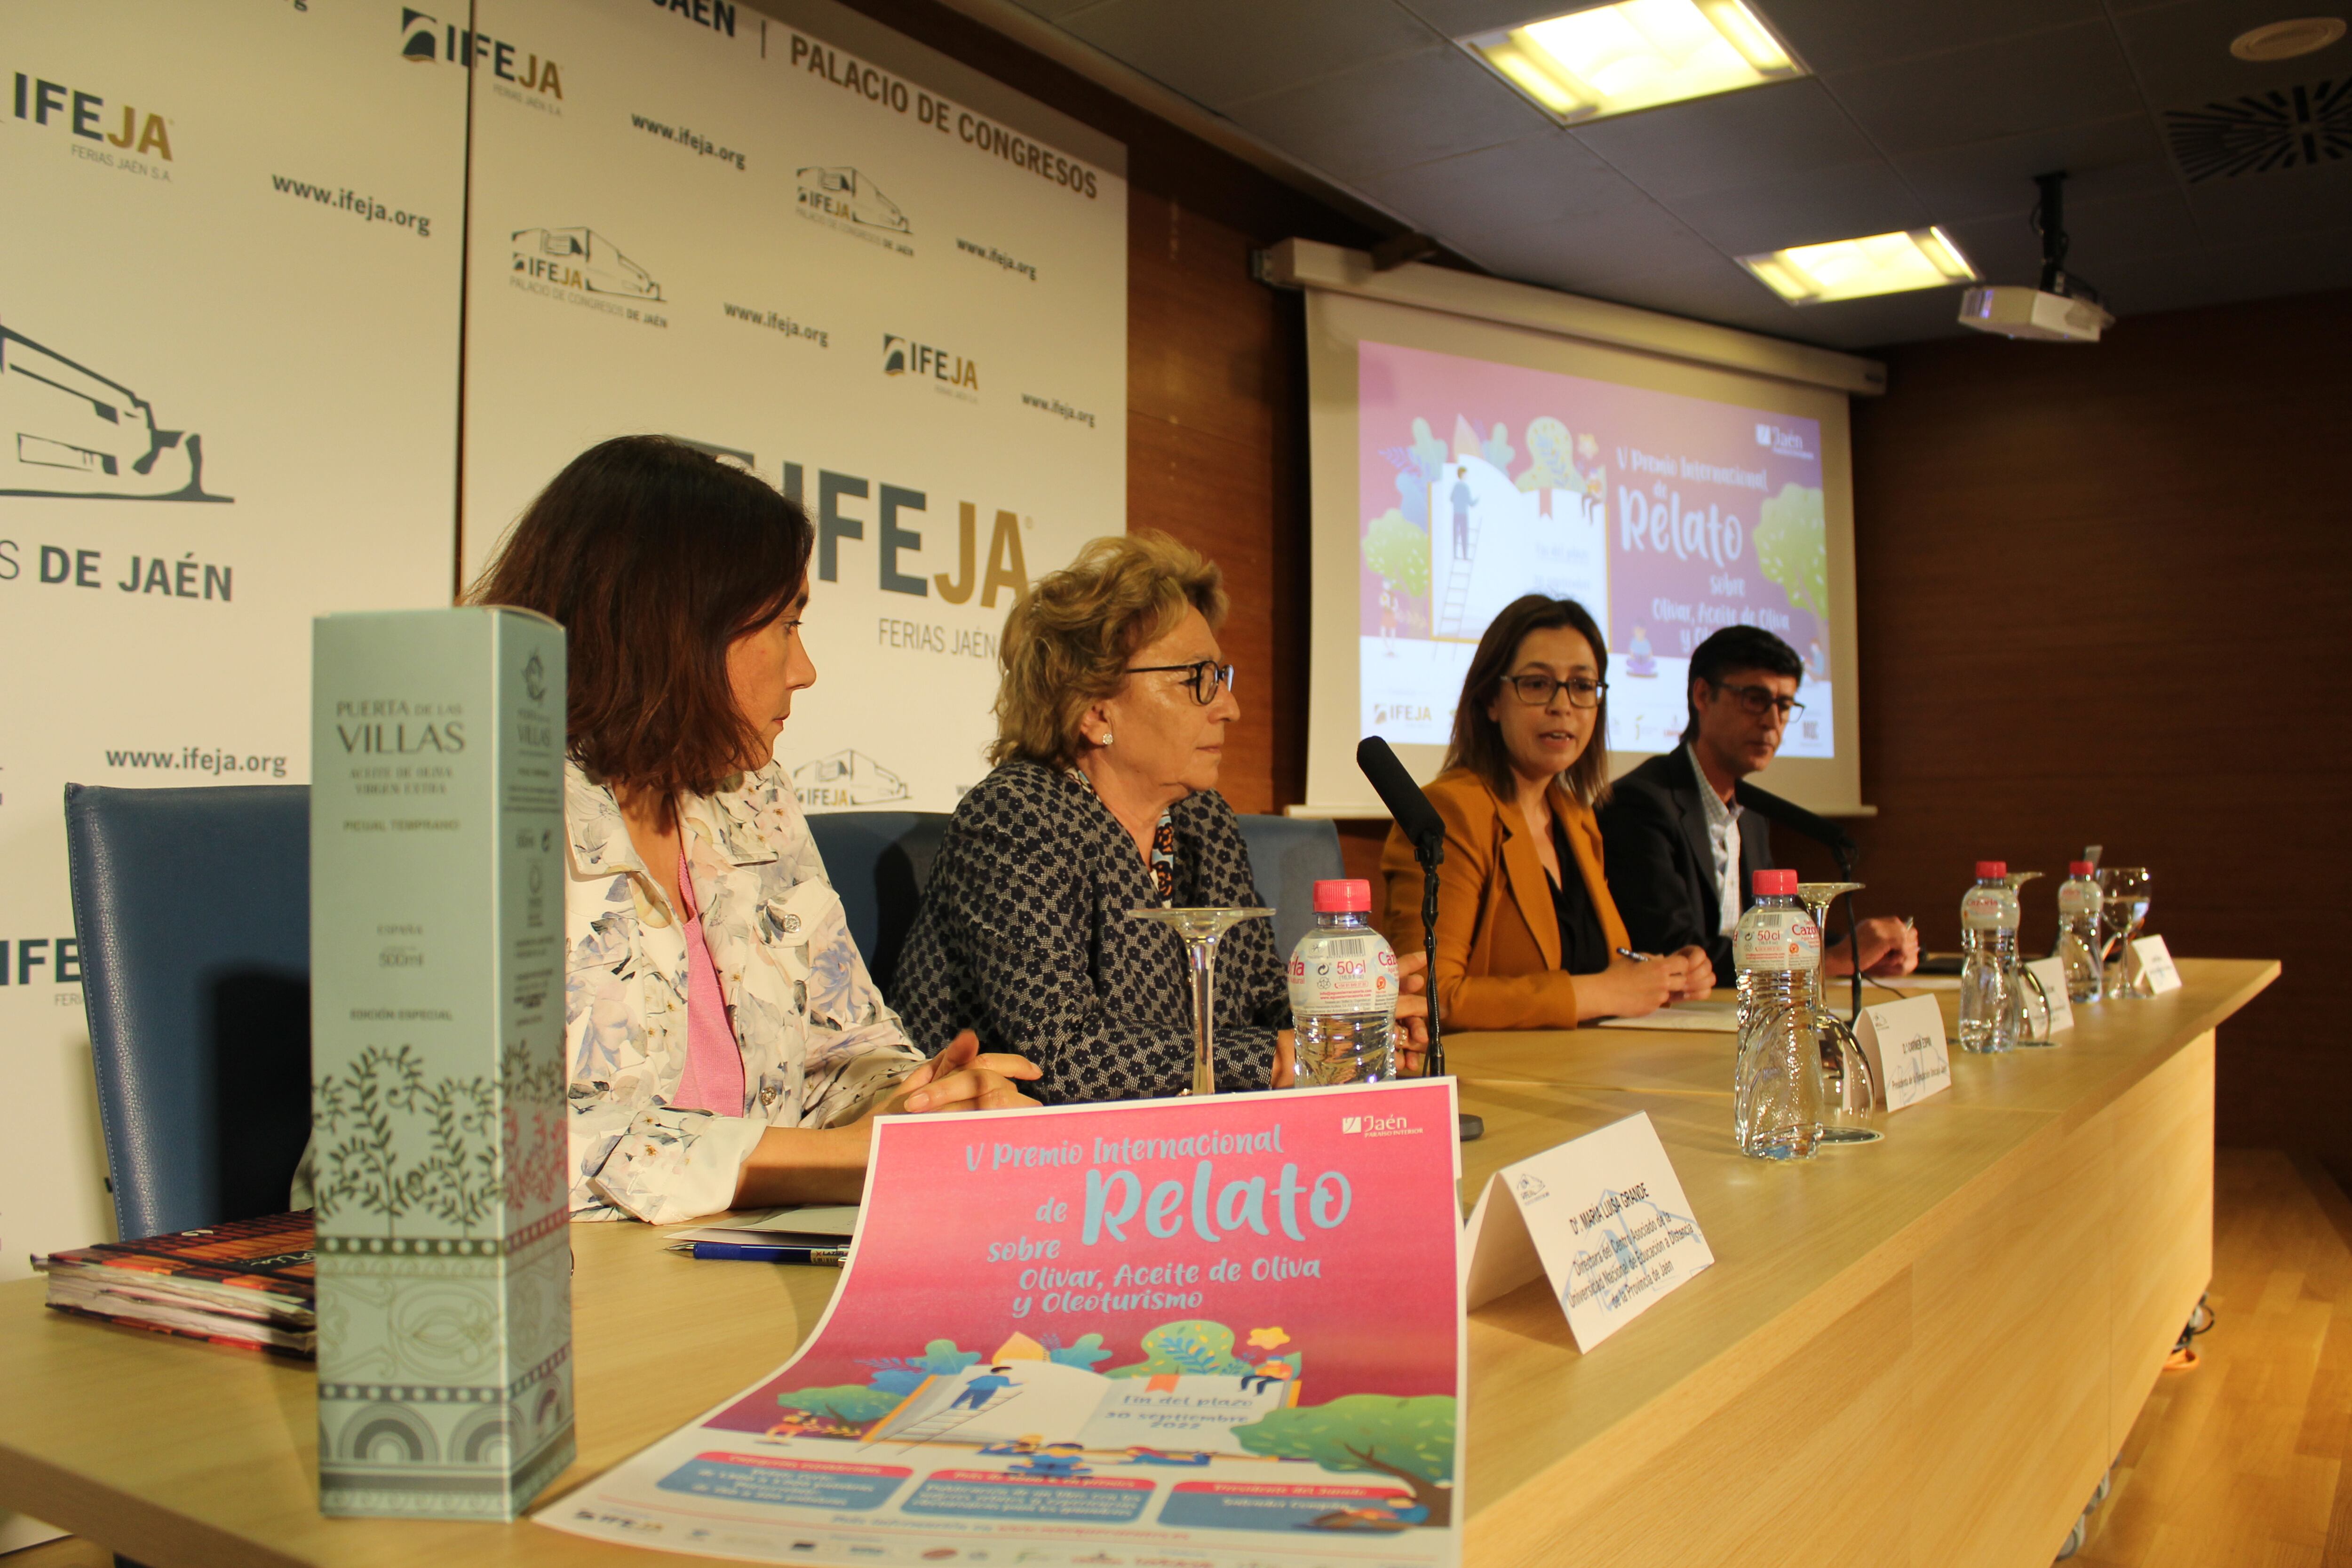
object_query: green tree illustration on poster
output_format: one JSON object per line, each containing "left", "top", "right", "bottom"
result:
{"left": 1104, "top": 1320, "right": 1254, "bottom": 1377}
{"left": 776, "top": 1385, "right": 900, "bottom": 1424}
{"left": 1754, "top": 483, "right": 1828, "bottom": 620}
{"left": 1362, "top": 510, "right": 1430, "bottom": 600}
{"left": 1233, "top": 1394, "right": 1456, "bottom": 1524}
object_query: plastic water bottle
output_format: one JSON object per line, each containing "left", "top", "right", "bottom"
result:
{"left": 1958, "top": 861, "right": 2020, "bottom": 1052}
{"left": 1733, "top": 868, "right": 1821, "bottom": 1161}
{"left": 2056, "top": 860, "right": 2102, "bottom": 1003}
{"left": 1287, "top": 879, "right": 1398, "bottom": 1086}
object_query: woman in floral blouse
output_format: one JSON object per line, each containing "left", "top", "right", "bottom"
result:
{"left": 472, "top": 436, "right": 1038, "bottom": 1223}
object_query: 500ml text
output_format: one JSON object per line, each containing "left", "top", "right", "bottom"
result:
{"left": 0, "top": 543, "right": 231, "bottom": 602}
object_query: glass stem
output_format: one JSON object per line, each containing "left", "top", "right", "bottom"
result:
{"left": 1189, "top": 934, "right": 1219, "bottom": 1097}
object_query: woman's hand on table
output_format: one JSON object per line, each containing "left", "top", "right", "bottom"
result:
{"left": 1667, "top": 944, "right": 1717, "bottom": 1000}
{"left": 1578, "top": 953, "right": 1681, "bottom": 1020}
{"left": 895, "top": 1030, "right": 1041, "bottom": 1114}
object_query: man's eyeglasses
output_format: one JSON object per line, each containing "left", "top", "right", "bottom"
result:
{"left": 1504, "top": 673, "right": 1606, "bottom": 709}
{"left": 1129, "top": 660, "right": 1237, "bottom": 707}
{"left": 1711, "top": 681, "right": 1806, "bottom": 720}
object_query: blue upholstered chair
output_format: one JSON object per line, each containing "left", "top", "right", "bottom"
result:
{"left": 64, "top": 783, "right": 315, "bottom": 1240}
{"left": 1235, "top": 814, "right": 1346, "bottom": 962}
{"left": 804, "top": 811, "right": 952, "bottom": 1003}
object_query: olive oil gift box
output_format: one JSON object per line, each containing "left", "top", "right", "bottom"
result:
{"left": 309, "top": 607, "right": 574, "bottom": 1519}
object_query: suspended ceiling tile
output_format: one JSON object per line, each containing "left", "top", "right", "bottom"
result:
{"left": 1580, "top": 259, "right": 1820, "bottom": 338}
{"left": 2098, "top": 229, "right": 2352, "bottom": 315}
{"left": 1754, "top": 0, "right": 2111, "bottom": 78}
{"left": 1571, "top": 79, "right": 1880, "bottom": 199}
{"left": 1892, "top": 117, "right": 2174, "bottom": 223}
{"left": 1056, "top": 0, "right": 1439, "bottom": 112}
{"left": 1352, "top": 131, "right": 1650, "bottom": 237}
{"left": 1222, "top": 43, "right": 1546, "bottom": 183}
{"left": 1469, "top": 199, "right": 1726, "bottom": 287}
{"left": 1825, "top": 20, "right": 2145, "bottom": 158}
{"left": 1785, "top": 287, "right": 1979, "bottom": 348}
{"left": 1938, "top": 213, "right": 2065, "bottom": 284}
{"left": 2179, "top": 160, "right": 2352, "bottom": 240}
{"left": 2112, "top": 0, "right": 2352, "bottom": 106}
{"left": 2061, "top": 186, "right": 2204, "bottom": 263}
{"left": 1390, "top": 0, "right": 1572, "bottom": 39}
{"left": 1661, "top": 157, "right": 1929, "bottom": 254}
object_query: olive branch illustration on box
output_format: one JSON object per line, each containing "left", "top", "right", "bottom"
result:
{"left": 314, "top": 1044, "right": 501, "bottom": 1234}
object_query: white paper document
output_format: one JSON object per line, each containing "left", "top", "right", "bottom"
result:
{"left": 1852, "top": 995, "right": 1950, "bottom": 1110}
{"left": 665, "top": 1206, "right": 862, "bottom": 1248}
{"left": 1590, "top": 998, "right": 1738, "bottom": 1033}
{"left": 1459, "top": 1112, "right": 1712, "bottom": 1350}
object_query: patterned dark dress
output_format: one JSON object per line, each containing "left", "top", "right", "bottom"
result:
{"left": 894, "top": 759, "right": 1288, "bottom": 1102}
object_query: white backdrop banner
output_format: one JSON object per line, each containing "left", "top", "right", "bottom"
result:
{"left": 0, "top": 2, "right": 466, "bottom": 1288}
{"left": 461, "top": 0, "right": 1128, "bottom": 812}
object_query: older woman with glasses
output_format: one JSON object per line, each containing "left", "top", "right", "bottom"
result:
{"left": 1378, "top": 594, "right": 1712, "bottom": 1031}
{"left": 895, "top": 532, "right": 1427, "bottom": 1101}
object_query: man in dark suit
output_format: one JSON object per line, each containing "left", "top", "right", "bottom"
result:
{"left": 1600, "top": 626, "right": 1918, "bottom": 984}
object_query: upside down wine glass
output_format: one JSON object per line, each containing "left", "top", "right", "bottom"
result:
{"left": 1794, "top": 881, "right": 1881, "bottom": 1144}
{"left": 1127, "top": 907, "right": 1274, "bottom": 1096}
{"left": 2098, "top": 868, "right": 2153, "bottom": 998}
{"left": 2002, "top": 871, "right": 2057, "bottom": 1047}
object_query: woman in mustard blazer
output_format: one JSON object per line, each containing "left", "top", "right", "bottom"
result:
{"left": 1379, "top": 596, "right": 1714, "bottom": 1031}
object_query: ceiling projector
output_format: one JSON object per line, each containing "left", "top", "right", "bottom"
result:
{"left": 1956, "top": 171, "right": 2114, "bottom": 343}
{"left": 1957, "top": 285, "right": 2114, "bottom": 343}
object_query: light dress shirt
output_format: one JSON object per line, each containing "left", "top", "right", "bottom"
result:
{"left": 1687, "top": 745, "right": 1744, "bottom": 937}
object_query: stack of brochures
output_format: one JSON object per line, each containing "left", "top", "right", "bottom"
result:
{"left": 661, "top": 1204, "right": 861, "bottom": 1252}
{"left": 37, "top": 1210, "right": 316, "bottom": 1360}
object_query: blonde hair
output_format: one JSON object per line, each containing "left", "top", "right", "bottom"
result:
{"left": 990, "top": 532, "right": 1227, "bottom": 769}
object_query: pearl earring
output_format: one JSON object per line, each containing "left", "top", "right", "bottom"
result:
{"left": 1100, "top": 731, "right": 1113, "bottom": 746}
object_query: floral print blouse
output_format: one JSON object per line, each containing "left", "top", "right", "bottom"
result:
{"left": 564, "top": 760, "right": 921, "bottom": 1223}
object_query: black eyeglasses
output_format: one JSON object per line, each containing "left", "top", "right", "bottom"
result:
{"left": 1505, "top": 673, "right": 1607, "bottom": 709}
{"left": 1128, "top": 660, "right": 1236, "bottom": 706}
{"left": 1711, "top": 681, "right": 1806, "bottom": 720}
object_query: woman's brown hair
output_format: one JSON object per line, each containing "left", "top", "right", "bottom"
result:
{"left": 467, "top": 436, "right": 812, "bottom": 812}
{"left": 1443, "top": 594, "right": 1612, "bottom": 808}
{"left": 990, "top": 532, "right": 1226, "bottom": 769}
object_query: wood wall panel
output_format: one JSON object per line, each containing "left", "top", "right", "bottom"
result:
{"left": 1824, "top": 288, "right": 2352, "bottom": 1179}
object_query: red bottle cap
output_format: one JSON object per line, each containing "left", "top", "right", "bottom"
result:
{"left": 2069, "top": 860, "right": 2093, "bottom": 876}
{"left": 1977, "top": 860, "right": 2008, "bottom": 878}
{"left": 1312, "top": 878, "right": 1371, "bottom": 913}
{"left": 1752, "top": 868, "right": 1797, "bottom": 897}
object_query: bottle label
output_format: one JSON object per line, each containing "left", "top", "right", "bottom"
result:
{"left": 1735, "top": 911, "right": 1819, "bottom": 971}
{"left": 2057, "top": 882, "right": 2098, "bottom": 917}
{"left": 1288, "top": 936, "right": 1398, "bottom": 1015}
{"left": 1961, "top": 888, "right": 2016, "bottom": 930}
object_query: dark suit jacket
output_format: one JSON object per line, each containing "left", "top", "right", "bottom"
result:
{"left": 1597, "top": 748, "right": 1773, "bottom": 979}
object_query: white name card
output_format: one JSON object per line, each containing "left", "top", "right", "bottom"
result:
{"left": 1460, "top": 1111, "right": 1712, "bottom": 1351}
{"left": 2128, "top": 935, "right": 2182, "bottom": 994}
{"left": 2022, "top": 956, "right": 2075, "bottom": 1035}
{"left": 1854, "top": 994, "right": 1951, "bottom": 1111}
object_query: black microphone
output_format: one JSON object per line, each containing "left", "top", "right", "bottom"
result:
{"left": 1355, "top": 736, "right": 1444, "bottom": 861}
{"left": 1732, "top": 780, "right": 1857, "bottom": 858}
{"left": 1354, "top": 736, "right": 1478, "bottom": 1142}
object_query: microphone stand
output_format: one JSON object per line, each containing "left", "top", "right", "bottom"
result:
{"left": 1412, "top": 830, "right": 1482, "bottom": 1141}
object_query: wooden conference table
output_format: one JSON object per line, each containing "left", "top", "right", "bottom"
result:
{"left": 0, "top": 958, "right": 2277, "bottom": 1568}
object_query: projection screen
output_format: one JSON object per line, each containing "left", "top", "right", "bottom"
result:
{"left": 1295, "top": 258, "right": 1872, "bottom": 818}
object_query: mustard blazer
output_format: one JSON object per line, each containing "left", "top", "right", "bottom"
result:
{"left": 1378, "top": 769, "right": 1632, "bottom": 1032}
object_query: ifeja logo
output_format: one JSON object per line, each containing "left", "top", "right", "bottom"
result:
{"left": 793, "top": 749, "right": 910, "bottom": 809}
{"left": 399, "top": 8, "right": 564, "bottom": 98}
{"left": 11, "top": 73, "right": 175, "bottom": 161}
{"left": 882, "top": 334, "right": 979, "bottom": 391}
{"left": 512, "top": 227, "right": 662, "bottom": 301}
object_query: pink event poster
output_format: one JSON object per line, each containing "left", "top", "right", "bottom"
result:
{"left": 540, "top": 1081, "right": 1466, "bottom": 1568}
{"left": 1355, "top": 338, "right": 1835, "bottom": 760}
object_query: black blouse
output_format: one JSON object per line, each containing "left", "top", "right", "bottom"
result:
{"left": 1549, "top": 818, "right": 1611, "bottom": 976}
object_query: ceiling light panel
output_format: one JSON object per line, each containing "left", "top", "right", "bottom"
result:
{"left": 1737, "top": 228, "right": 1979, "bottom": 305}
{"left": 1466, "top": 0, "right": 1805, "bottom": 124}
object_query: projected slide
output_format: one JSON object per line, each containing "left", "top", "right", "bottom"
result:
{"left": 1358, "top": 340, "right": 1835, "bottom": 760}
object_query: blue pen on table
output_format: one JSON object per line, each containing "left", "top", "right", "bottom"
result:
{"left": 1616, "top": 946, "right": 1656, "bottom": 962}
{"left": 683, "top": 1241, "right": 850, "bottom": 1266}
